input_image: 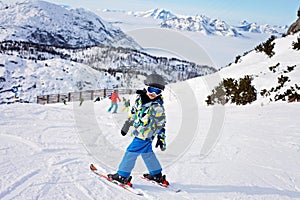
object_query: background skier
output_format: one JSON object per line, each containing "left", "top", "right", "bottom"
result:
{"left": 122, "top": 99, "right": 131, "bottom": 112}
{"left": 108, "top": 89, "right": 121, "bottom": 113}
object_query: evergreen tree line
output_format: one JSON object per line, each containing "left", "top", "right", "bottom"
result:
{"left": 255, "top": 35, "right": 276, "bottom": 58}
{"left": 206, "top": 75, "right": 257, "bottom": 105}
{"left": 207, "top": 63, "right": 299, "bottom": 105}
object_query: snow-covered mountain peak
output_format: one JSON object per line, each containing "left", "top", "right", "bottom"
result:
{"left": 161, "top": 14, "right": 241, "bottom": 37}
{"left": 235, "top": 20, "right": 287, "bottom": 34}
{"left": 133, "top": 8, "right": 176, "bottom": 20}
{"left": 0, "top": 0, "right": 140, "bottom": 48}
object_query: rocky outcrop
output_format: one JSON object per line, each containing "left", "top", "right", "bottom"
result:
{"left": 286, "top": 8, "right": 300, "bottom": 35}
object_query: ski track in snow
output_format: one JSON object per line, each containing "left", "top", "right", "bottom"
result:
{"left": 0, "top": 169, "right": 41, "bottom": 199}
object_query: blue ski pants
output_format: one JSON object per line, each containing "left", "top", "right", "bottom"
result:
{"left": 117, "top": 137, "right": 162, "bottom": 178}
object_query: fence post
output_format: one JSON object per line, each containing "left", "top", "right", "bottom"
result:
{"left": 104, "top": 88, "right": 106, "bottom": 98}
{"left": 91, "top": 90, "right": 94, "bottom": 100}
{"left": 58, "top": 94, "right": 60, "bottom": 102}
{"left": 68, "top": 93, "right": 71, "bottom": 102}
{"left": 47, "top": 95, "right": 49, "bottom": 104}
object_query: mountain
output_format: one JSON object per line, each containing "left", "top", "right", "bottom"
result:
{"left": 161, "top": 16, "right": 288, "bottom": 37}
{"left": 118, "top": 8, "right": 288, "bottom": 37}
{"left": 0, "top": 0, "right": 140, "bottom": 49}
{"left": 235, "top": 20, "right": 288, "bottom": 34}
{"left": 0, "top": 40, "right": 216, "bottom": 104}
{"left": 161, "top": 15, "right": 241, "bottom": 37}
{"left": 0, "top": 0, "right": 218, "bottom": 104}
{"left": 129, "top": 8, "right": 176, "bottom": 21}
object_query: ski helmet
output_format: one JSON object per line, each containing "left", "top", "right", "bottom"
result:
{"left": 144, "top": 74, "right": 166, "bottom": 90}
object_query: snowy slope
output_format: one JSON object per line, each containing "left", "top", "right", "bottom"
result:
{"left": 0, "top": 53, "right": 119, "bottom": 104}
{"left": 0, "top": 0, "right": 140, "bottom": 49}
{"left": 219, "top": 33, "right": 300, "bottom": 104}
{"left": 0, "top": 82, "right": 299, "bottom": 199}
{"left": 186, "top": 32, "right": 300, "bottom": 107}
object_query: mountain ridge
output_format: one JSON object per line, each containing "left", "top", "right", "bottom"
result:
{"left": 104, "top": 8, "right": 288, "bottom": 36}
{"left": 0, "top": 0, "right": 140, "bottom": 49}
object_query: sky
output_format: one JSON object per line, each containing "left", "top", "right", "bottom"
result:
{"left": 42, "top": 0, "right": 299, "bottom": 25}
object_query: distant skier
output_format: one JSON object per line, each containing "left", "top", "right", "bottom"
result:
{"left": 62, "top": 98, "right": 67, "bottom": 105}
{"left": 79, "top": 97, "right": 84, "bottom": 106}
{"left": 108, "top": 89, "right": 121, "bottom": 113}
{"left": 108, "top": 74, "right": 169, "bottom": 186}
{"left": 94, "top": 96, "right": 101, "bottom": 102}
{"left": 122, "top": 99, "right": 130, "bottom": 112}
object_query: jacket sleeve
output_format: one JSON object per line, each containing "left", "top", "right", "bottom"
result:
{"left": 128, "top": 95, "right": 138, "bottom": 121}
{"left": 151, "top": 104, "right": 166, "bottom": 135}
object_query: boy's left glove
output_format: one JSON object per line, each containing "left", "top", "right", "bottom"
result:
{"left": 155, "top": 128, "right": 166, "bottom": 151}
{"left": 121, "top": 120, "right": 133, "bottom": 136}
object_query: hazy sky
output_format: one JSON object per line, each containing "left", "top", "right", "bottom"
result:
{"left": 39, "top": 0, "right": 299, "bottom": 25}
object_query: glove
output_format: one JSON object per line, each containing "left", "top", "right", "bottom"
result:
{"left": 155, "top": 132, "right": 166, "bottom": 151}
{"left": 121, "top": 120, "right": 133, "bottom": 136}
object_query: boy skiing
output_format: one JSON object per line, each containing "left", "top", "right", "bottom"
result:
{"left": 108, "top": 74, "right": 168, "bottom": 186}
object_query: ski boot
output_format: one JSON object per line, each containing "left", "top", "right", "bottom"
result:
{"left": 107, "top": 173, "right": 133, "bottom": 187}
{"left": 143, "top": 172, "right": 169, "bottom": 185}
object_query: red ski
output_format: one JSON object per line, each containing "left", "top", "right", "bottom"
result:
{"left": 140, "top": 176, "right": 181, "bottom": 193}
{"left": 90, "top": 164, "right": 143, "bottom": 196}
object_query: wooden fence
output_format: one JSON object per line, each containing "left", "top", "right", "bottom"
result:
{"left": 36, "top": 88, "right": 136, "bottom": 105}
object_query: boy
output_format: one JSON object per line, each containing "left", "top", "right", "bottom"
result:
{"left": 108, "top": 74, "right": 168, "bottom": 186}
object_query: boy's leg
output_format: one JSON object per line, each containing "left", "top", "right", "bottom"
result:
{"left": 141, "top": 152, "right": 162, "bottom": 175}
{"left": 117, "top": 138, "right": 143, "bottom": 177}
{"left": 117, "top": 151, "right": 139, "bottom": 178}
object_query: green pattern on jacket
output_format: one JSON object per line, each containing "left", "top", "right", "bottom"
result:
{"left": 129, "top": 95, "right": 166, "bottom": 140}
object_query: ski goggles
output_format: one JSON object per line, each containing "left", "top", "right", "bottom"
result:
{"left": 147, "top": 86, "right": 162, "bottom": 95}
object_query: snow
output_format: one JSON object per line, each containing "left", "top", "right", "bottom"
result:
{"left": 0, "top": 1, "right": 300, "bottom": 199}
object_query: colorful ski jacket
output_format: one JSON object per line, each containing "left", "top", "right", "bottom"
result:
{"left": 129, "top": 92, "right": 166, "bottom": 141}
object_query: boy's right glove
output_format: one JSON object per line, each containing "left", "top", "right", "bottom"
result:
{"left": 121, "top": 120, "right": 133, "bottom": 136}
{"left": 155, "top": 131, "right": 166, "bottom": 151}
